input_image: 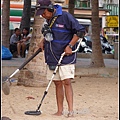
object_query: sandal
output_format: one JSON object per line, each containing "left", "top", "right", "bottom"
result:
{"left": 67, "top": 111, "right": 74, "bottom": 117}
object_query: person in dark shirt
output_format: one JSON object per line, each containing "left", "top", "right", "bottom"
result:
{"left": 10, "top": 28, "right": 26, "bottom": 58}
{"left": 36, "top": 0, "right": 85, "bottom": 117}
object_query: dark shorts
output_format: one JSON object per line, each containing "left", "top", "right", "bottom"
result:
{"left": 9, "top": 44, "right": 17, "bottom": 54}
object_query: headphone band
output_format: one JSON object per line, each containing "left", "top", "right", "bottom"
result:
{"left": 40, "top": 6, "right": 50, "bottom": 9}
{"left": 36, "top": 4, "right": 54, "bottom": 10}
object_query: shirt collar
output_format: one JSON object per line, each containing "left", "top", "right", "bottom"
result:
{"left": 53, "top": 5, "right": 62, "bottom": 16}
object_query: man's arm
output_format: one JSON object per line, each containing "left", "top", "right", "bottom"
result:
{"left": 10, "top": 35, "right": 17, "bottom": 44}
{"left": 64, "top": 33, "right": 84, "bottom": 55}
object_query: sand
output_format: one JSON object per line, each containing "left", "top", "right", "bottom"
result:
{"left": 1, "top": 76, "right": 118, "bottom": 120}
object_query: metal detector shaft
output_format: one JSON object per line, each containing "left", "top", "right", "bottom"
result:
{"left": 45, "top": 38, "right": 82, "bottom": 92}
{"left": 19, "top": 48, "right": 42, "bottom": 70}
{"left": 36, "top": 38, "right": 83, "bottom": 111}
{"left": 7, "top": 48, "right": 42, "bottom": 82}
{"left": 36, "top": 53, "right": 65, "bottom": 111}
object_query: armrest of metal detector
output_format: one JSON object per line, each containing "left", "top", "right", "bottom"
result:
{"left": 72, "top": 38, "right": 83, "bottom": 53}
{"left": 61, "top": 38, "right": 83, "bottom": 56}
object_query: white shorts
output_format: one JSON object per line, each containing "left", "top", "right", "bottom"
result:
{"left": 46, "top": 64, "right": 75, "bottom": 81}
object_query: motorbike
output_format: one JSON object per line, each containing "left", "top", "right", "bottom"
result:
{"left": 78, "top": 36, "right": 92, "bottom": 53}
{"left": 78, "top": 35, "right": 114, "bottom": 54}
{"left": 100, "top": 35, "right": 114, "bottom": 54}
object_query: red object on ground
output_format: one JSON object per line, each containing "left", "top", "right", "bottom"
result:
{"left": 26, "top": 96, "right": 35, "bottom": 100}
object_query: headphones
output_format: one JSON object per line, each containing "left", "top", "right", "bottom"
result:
{"left": 36, "top": 4, "right": 54, "bottom": 13}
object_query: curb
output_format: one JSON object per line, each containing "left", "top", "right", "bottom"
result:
{"left": 75, "top": 67, "right": 118, "bottom": 77}
{"left": 2, "top": 65, "right": 118, "bottom": 79}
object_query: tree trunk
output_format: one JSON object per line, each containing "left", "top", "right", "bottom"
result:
{"left": 90, "top": 0, "right": 105, "bottom": 67}
{"left": 68, "top": 0, "right": 75, "bottom": 16}
{"left": 17, "top": 15, "right": 48, "bottom": 87}
{"left": 2, "top": 0, "right": 10, "bottom": 48}
{"left": 20, "top": 0, "right": 31, "bottom": 30}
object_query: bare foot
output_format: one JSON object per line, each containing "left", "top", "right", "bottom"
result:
{"left": 53, "top": 112, "right": 63, "bottom": 116}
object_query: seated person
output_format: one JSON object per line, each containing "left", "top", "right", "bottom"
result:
{"left": 9, "top": 28, "right": 25, "bottom": 58}
{"left": 20, "top": 27, "right": 32, "bottom": 57}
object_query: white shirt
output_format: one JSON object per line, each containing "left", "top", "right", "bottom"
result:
{"left": 24, "top": 33, "right": 32, "bottom": 45}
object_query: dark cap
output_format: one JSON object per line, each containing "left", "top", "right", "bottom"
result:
{"left": 38, "top": 0, "right": 51, "bottom": 6}
{"left": 36, "top": 9, "right": 45, "bottom": 16}
{"left": 36, "top": 0, "right": 51, "bottom": 16}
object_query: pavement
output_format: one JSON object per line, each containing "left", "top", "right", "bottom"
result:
{"left": 75, "top": 58, "right": 118, "bottom": 77}
{"left": 1, "top": 56, "right": 119, "bottom": 78}
{"left": 1, "top": 54, "right": 119, "bottom": 76}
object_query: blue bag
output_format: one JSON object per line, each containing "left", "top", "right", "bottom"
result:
{"left": 2, "top": 46, "right": 13, "bottom": 60}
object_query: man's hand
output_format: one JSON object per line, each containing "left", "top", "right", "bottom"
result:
{"left": 17, "top": 41, "right": 22, "bottom": 43}
{"left": 64, "top": 46, "right": 72, "bottom": 56}
{"left": 64, "top": 34, "right": 80, "bottom": 56}
{"left": 22, "top": 39, "right": 26, "bottom": 42}
{"left": 17, "top": 40, "right": 24, "bottom": 43}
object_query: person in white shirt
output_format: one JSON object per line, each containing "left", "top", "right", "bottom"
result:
{"left": 20, "top": 28, "right": 32, "bottom": 57}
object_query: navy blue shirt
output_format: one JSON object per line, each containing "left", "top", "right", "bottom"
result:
{"left": 44, "top": 5, "right": 85, "bottom": 66}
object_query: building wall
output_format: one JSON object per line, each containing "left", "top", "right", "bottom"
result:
{"left": 99, "top": 0, "right": 118, "bottom": 4}
{"left": 112, "top": 0, "right": 119, "bottom": 4}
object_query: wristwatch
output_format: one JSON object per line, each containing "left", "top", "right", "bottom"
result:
{"left": 68, "top": 43, "right": 73, "bottom": 49}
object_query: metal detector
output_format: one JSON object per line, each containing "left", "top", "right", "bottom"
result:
{"left": 2, "top": 48, "right": 42, "bottom": 95}
{"left": 24, "top": 38, "right": 83, "bottom": 115}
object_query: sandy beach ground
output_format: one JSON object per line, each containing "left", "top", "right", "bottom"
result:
{"left": 1, "top": 76, "right": 118, "bottom": 120}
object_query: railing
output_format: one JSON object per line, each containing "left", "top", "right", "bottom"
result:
{"left": 75, "top": 0, "right": 91, "bottom": 8}
{"left": 54, "top": 0, "right": 65, "bottom": 3}
{"left": 103, "top": 4, "right": 119, "bottom": 15}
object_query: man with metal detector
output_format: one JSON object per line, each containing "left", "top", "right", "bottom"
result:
{"left": 36, "top": 0, "right": 85, "bottom": 117}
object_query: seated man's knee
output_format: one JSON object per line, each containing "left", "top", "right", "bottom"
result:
{"left": 21, "top": 43, "right": 26, "bottom": 47}
{"left": 17, "top": 43, "right": 21, "bottom": 47}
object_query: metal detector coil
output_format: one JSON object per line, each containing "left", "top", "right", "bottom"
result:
{"left": 25, "top": 110, "right": 41, "bottom": 115}
{"left": 2, "top": 48, "right": 42, "bottom": 95}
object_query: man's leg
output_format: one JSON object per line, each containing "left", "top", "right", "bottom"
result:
{"left": 63, "top": 79, "right": 73, "bottom": 114}
{"left": 21, "top": 43, "right": 26, "bottom": 57}
{"left": 17, "top": 43, "right": 21, "bottom": 56}
{"left": 53, "top": 80, "right": 64, "bottom": 116}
